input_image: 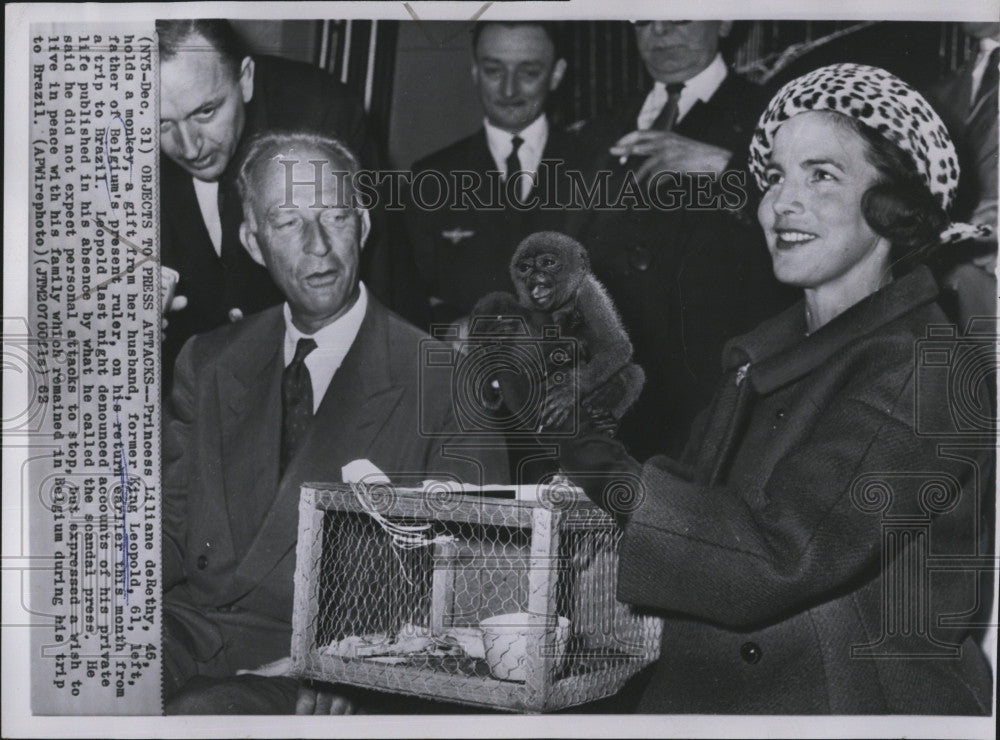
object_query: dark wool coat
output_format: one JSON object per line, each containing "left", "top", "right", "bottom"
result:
{"left": 563, "top": 266, "right": 993, "bottom": 713}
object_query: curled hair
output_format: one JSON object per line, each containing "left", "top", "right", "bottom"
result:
{"left": 235, "top": 131, "right": 361, "bottom": 217}
{"left": 830, "top": 113, "right": 948, "bottom": 275}
{"left": 156, "top": 19, "right": 246, "bottom": 77}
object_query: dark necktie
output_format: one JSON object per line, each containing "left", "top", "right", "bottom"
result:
{"left": 281, "top": 337, "right": 317, "bottom": 473}
{"left": 650, "top": 82, "right": 686, "bottom": 132}
{"left": 973, "top": 47, "right": 999, "bottom": 110}
{"left": 505, "top": 135, "right": 524, "bottom": 183}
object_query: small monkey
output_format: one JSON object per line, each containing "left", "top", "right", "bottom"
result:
{"left": 472, "top": 231, "right": 645, "bottom": 431}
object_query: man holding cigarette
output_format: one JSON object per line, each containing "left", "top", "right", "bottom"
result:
{"left": 568, "top": 20, "right": 791, "bottom": 460}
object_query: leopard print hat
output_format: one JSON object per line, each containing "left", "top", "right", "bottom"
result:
{"left": 748, "top": 63, "right": 992, "bottom": 243}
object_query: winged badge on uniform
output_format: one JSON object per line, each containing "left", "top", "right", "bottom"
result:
{"left": 441, "top": 227, "right": 475, "bottom": 245}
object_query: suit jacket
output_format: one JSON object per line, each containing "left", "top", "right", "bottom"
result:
{"left": 160, "top": 54, "right": 377, "bottom": 391}
{"left": 928, "top": 54, "right": 999, "bottom": 227}
{"left": 162, "top": 296, "right": 509, "bottom": 673}
{"left": 926, "top": 57, "right": 998, "bottom": 327}
{"left": 402, "top": 123, "right": 584, "bottom": 327}
{"left": 567, "top": 73, "right": 795, "bottom": 459}
{"left": 563, "top": 267, "right": 993, "bottom": 713}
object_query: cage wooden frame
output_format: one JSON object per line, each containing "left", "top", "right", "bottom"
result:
{"left": 290, "top": 482, "right": 661, "bottom": 713}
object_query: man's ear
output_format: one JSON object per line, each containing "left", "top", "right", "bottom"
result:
{"left": 549, "top": 58, "right": 568, "bottom": 91}
{"left": 719, "top": 21, "right": 734, "bottom": 39}
{"left": 239, "top": 56, "right": 255, "bottom": 104}
{"left": 239, "top": 219, "right": 266, "bottom": 267}
{"left": 357, "top": 209, "right": 371, "bottom": 250}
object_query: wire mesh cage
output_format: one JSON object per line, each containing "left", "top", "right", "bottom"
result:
{"left": 290, "top": 482, "right": 662, "bottom": 713}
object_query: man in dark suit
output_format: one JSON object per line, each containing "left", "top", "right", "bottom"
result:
{"left": 403, "top": 21, "right": 582, "bottom": 328}
{"left": 157, "top": 19, "right": 379, "bottom": 391}
{"left": 928, "top": 22, "right": 998, "bottom": 325}
{"left": 162, "top": 132, "right": 508, "bottom": 714}
{"left": 568, "top": 21, "right": 793, "bottom": 459}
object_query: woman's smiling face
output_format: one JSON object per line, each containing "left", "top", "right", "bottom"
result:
{"left": 758, "top": 111, "right": 889, "bottom": 291}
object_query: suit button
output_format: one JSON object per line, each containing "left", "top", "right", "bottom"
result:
{"left": 740, "top": 642, "right": 762, "bottom": 664}
{"left": 196, "top": 555, "right": 208, "bottom": 570}
{"left": 628, "top": 246, "right": 651, "bottom": 272}
{"left": 774, "top": 409, "right": 785, "bottom": 421}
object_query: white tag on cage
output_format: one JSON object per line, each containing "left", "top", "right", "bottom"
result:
{"left": 341, "top": 458, "right": 390, "bottom": 484}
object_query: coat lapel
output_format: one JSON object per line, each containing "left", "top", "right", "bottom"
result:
{"left": 217, "top": 308, "right": 285, "bottom": 556}
{"left": 230, "top": 298, "right": 406, "bottom": 597}
{"left": 723, "top": 267, "right": 940, "bottom": 395}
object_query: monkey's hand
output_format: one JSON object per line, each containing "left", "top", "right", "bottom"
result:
{"left": 541, "top": 378, "right": 576, "bottom": 430}
{"left": 580, "top": 400, "right": 619, "bottom": 437}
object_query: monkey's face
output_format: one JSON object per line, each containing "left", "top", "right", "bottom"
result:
{"left": 513, "top": 250, "right": 571, "bottom": 311}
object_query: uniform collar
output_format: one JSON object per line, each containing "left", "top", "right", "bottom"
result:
{"left": 722, "top": 266, "right": 940, "bottom": 394}
{"left": 484, "top": 114, "right": 549, "bottom": 164}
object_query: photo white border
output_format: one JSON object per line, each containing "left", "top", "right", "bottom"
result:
{"left": 4, "top": 2, "right": 998, "bottom": 737}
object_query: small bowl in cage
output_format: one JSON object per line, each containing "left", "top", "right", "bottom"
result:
{"left": 479, "top": 612, "right": 571, "bottom": 682}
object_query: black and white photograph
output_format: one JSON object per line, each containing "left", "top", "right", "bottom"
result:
{"left": 3, "top": 2, "right": 998, "bottom": 737}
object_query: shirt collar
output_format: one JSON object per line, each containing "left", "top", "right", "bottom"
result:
{"left": 283, "top": 281, "right": 368, "bottom": 366}
{"left": 979, "top": 37, "right": 1000, "bottom": 55}
{"left": 484, "top": 113, "right": 549, "bottom": 165}
{"left": 650, "top": 52, "right": 728, "bottom": 120}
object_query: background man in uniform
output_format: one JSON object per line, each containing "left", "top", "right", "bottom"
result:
{"left": 157, "top": 19, "right": 380, "bottom": 391}
{"left": 402, "top": 21, "right": 582, "bottom": 328}
{"left": 162, "top": 132, "right": 507, "bottom": 714}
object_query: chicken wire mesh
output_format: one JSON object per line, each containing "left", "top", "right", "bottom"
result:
{"left": 290, "top": 482, "right": 662, "bottom": 712}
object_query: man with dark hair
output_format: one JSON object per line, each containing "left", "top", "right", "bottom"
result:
{"left": 568, "top": 20, "right": 793, "bottom": 460}
{"left": 401, "top": 21, "right": 582, "bottom": 328}
{"left": 156, "top": 19, "right": 379, "bottom": 392}
{"left": 162, "top": 132, "right": 507, "bottom": 714}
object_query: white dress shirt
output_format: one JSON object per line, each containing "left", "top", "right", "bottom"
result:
{"left": 485, "top": 113, "right": 549, "bottom": 200}
{"left": 282, "top": 282, "right": 368, "bottom": 412}
{"left": 636, "top": 52, "right": 729, "bottom": 130}
{"left": 192, "top": 177, "right": 223, "bottom": 256}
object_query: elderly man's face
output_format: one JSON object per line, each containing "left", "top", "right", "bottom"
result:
{"left": 240, "top": 148, "right": 368, "bottom": 333}
{"left": 636, "top": 21, "right": 732, "bottom": 84}
{"left": 160, "top": 33, "right": 253, "bottom": 182}
{"left": 472, "top": 24, "right": 567, "bottom": 133}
